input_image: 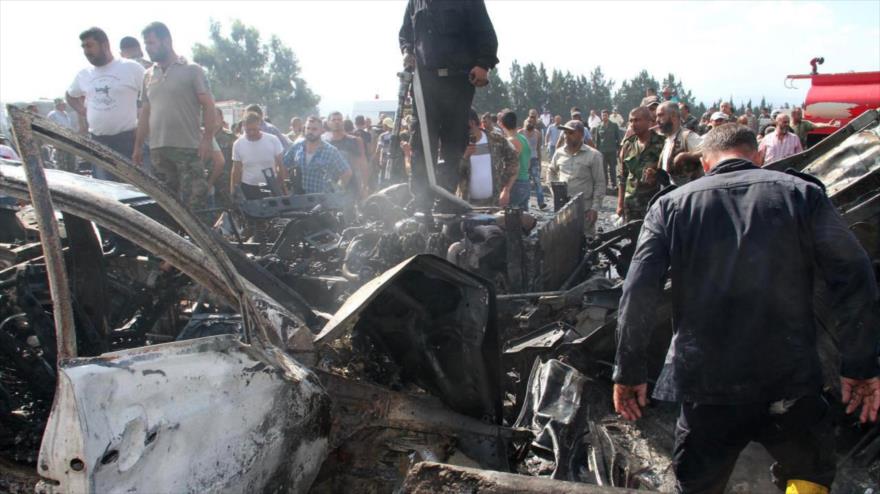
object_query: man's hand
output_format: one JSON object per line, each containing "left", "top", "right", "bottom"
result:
{"left": 841, "top": 377, "right": 880, "bottom": 423}
{"left": 132, "top": 147, "right": 143, "bottom": 167}
{"left": 463, "top": 142, "right": 477, "bottom": 160}
{"left": 232, "top": 186, "right": 245, "bottom": 204}
{"left": 586, "top": 209, "right": 598, "bottom": 224}
{"left": 616, "top": 204, "right": 624, "bottom": 217}
{"left": 498, "top": 187, "right": 510, "bottom": 207}
{"left": 469, "top": 66, "right": 489, "bottom": 87}
{"left": 613, "top": 383, "right": 648, "bottom": 421}
{"left": 402, "top": 52, "right": 415, "bottom": 70}
{"left": 198, "top": 136, "right": 212, "bottom": 161}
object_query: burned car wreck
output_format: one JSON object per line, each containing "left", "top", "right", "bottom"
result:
{"left": 0, "top": 106, "right": 878, "bottom": 493}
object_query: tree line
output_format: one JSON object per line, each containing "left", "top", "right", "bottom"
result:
{"left": 190, "top": 20, "right": 783, "bottom": 129}
{"left": 474, "top": 61, "right": 781, "bottom": 123}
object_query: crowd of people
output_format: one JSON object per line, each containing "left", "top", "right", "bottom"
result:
{"left": 2, "top": 4, "right": 876, "bottom": 493}
{"left": 12, "top": 21, "right": 842, "bottom": 240}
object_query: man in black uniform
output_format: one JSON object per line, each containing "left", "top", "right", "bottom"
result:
{"left": 612, "top": 124, "right": 879, "bottom": 493}
{"left": 399, "top": 0, "right": 498, "bottom": 210}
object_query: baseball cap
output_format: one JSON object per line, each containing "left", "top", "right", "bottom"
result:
{"left": 559, "top": 120, "right": 585, "bottom": 133}
{"left": 641, "top": 95, "right": 660, "bottom": 107}
{"left": 382, "top": 117, "right": 394, "bottom": 128}
{"left": 710, "top": 111, "right": 728, "bottom": 122}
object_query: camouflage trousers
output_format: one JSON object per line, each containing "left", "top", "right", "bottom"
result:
{"left": 151, "top": 147, "right": 210, "bottom": 218}
{"left": 623, "top": 191, "right": 654, "bottom": 222}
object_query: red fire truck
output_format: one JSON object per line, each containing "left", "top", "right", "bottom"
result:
{"left": 786, "top": 57, "right": 880, "bottom": 146}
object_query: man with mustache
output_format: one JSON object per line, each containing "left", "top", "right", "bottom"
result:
{"left": 282, "top": 116, "right": 352, "bottom": 195}
{"left": 133, "top": 22, "right": 216, "bottom": 218}
{"left": 66, "top": 26, "right": 145, "bottom": 181}
{"left": 656, "top": 101, "right": 703, "bottom": 186}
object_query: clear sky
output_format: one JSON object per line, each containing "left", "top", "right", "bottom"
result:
{"left": 1, "top": 0, "right": 878, "bottom": 116}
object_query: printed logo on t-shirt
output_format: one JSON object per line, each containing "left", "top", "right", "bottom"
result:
{"left": 90, "top": 75, "right": 122, "bottom": 113}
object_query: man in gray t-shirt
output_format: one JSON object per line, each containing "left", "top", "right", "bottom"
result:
{"left": 133, "top": 21, "right": 216, "bottom": 218}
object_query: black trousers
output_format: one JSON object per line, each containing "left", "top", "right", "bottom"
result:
{"left": 673, "top": 395, "right": 835, "bottom": 493}
{"left": 410, "top": 69, "right": 474, "bottom": 212}
{"left": 240, "top": 182, "right": 267, "bottom": 200}
{"left": 91, "top": 129, "right": 135, "bottom": 182}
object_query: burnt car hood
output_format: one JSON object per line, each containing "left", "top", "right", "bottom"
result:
{"left": 316, "top": 254, "right": 503, "bottom": 423}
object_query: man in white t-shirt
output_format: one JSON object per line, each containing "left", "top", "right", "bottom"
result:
{"left": 231, "top": 112, "right": 286, "bottom": 201}
{"left": 66, "top": 27, "right": 145, "bottom": 180}
{"left": 587, "top": 110, "right": 601, "bottom": 130}
{"left": 232, "top": 111, "right": 285, "bottom": 242}
{"left": 457, "top": 109, "right": 519, "bottom": 207}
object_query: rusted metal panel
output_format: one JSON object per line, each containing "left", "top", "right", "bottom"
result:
{"left": 531, "top": 192, "right": 585, "bottom": 291}
{"left": 402, "top": 462, "right": 641, "bottom": 493}
{"left": 317, "top": 370, "right": 527, "bottom": 449}
{"left": 7, "top": 106, "right": 76, "bottom": 361}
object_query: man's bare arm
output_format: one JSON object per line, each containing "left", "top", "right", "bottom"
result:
{"left": 274, "top": 154, "right": 288, "bottom": 194}
{"left": 207, "top": 149, "right": 224, "bottom": 188}
{"left": 197, "top": 93, "right": 216, "bottom": 161}
{"left": 339, "top": 168, "right": 353, "bottom": 188}
{"left": 132, "top": 101, "right": 150, "bottom": 165}
{"left": 65, "top": 92, "right": 88, "bottom": 134}
{"left": 230, "top": 160, "right": 243, "bottom": 195}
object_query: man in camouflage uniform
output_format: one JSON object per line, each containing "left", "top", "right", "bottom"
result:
{"left": 617, "top": 106, "right": 664, "bottom": 221}
{"left": 133, "top": 22, "right": 215, "bottom": 220}
{"left": 457, "top": 109, "right": 519, "bottom": 206}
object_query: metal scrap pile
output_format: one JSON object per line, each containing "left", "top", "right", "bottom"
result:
{"left": 0, "top": 107, "right": 878, "bottom": 493}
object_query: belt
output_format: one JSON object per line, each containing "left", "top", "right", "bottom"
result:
{"left": 435, "top": 68, "right": 469, "bottom": 77}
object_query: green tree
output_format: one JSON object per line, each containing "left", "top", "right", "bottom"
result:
{"left": 518, "top": 62, "right": 548, "bottom": 119}
{"left": 472, "top": 68, "right": 511, "bottom": 114}
{"left": 613, "top": 70, "right": 659, "bottom": 119}
{"left": 507, "top": 61, "right": 526, "bottom": 116}
{"left": 587, "top": 66, "right": 615, "bottom": 114}
{"left": 192, "top": 19, "right": 320, "bottom": 127}
{"left": 545, "top": 69, "right": 571, "bottom": 118}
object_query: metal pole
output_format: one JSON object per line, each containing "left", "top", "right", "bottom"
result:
{"left": 7, "top": 106, "right": 77, "bottom": 360}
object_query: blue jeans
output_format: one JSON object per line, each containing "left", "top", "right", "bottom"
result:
{"left": 529, "top": 157, "right": 544, "bottom": 206}
{"left": 510, "top": 179, "right": 530, "bottom": 209}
